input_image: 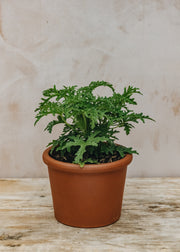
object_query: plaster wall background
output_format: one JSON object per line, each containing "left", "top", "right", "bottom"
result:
{"left": 0, "top": 0, "right": 180, "bottom": 177}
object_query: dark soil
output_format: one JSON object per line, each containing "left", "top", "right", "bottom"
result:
{"left": 49, "top": 148, "right": 123, "bottom": 164}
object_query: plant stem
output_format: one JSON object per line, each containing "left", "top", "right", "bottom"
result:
{"left": 82, "top": 113, "right": 87, "bottom": 132}
{"left": 61, "top": 115, "right": 73, "bottom": 129}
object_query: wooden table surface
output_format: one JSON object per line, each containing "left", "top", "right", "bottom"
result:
{"left": 0, "top": 178, "right": 179, "bottom": 251}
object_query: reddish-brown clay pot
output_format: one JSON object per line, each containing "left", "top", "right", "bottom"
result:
{"left": 43, "top": 147, "right": 133, "bottom": 228}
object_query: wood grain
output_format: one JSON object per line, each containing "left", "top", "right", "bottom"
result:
{"left": 0, "top": 178, "right": 179, "bottom": 251}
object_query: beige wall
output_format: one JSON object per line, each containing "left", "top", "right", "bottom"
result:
{"left": 0, "top": 0, "right": 180, "bottom": 177}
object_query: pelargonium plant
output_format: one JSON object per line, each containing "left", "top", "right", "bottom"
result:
{"left": 35, "top": 81, "right": 154, "bottom": 167}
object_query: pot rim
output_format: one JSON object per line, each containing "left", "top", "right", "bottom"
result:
{"left": 43, "top": 146, "right": 133, "bottom": 174}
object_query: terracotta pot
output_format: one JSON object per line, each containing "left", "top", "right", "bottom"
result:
{"left": 43, "top": 147, "right": 133, "bottom": 228}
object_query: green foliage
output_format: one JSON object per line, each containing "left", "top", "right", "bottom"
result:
{"left": 35, "top": 81, "right": 154, "bottom": 167}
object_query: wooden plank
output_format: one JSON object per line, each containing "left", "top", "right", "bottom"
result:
{"left": 0, "top": 178, "right": 179, "bottom": 251}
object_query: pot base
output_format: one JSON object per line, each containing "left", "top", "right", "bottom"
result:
{"left": 54, "top": 213, "right": 121, "bottom": 228}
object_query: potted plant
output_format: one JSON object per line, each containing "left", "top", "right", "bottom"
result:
{"left": 34, "top": 81, "right": 154, "bottom": 228}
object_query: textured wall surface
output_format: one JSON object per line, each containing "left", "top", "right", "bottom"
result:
{"left": 0, "top": 0, "right": 180, "bottom": 177}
